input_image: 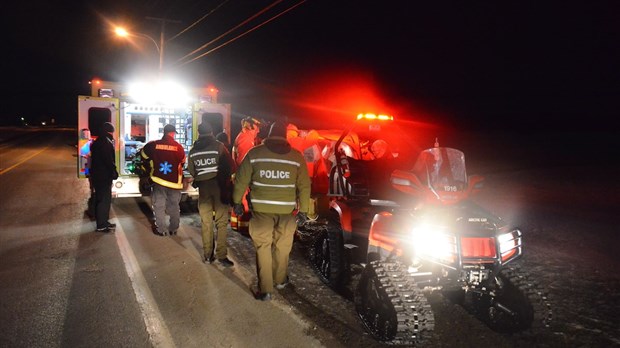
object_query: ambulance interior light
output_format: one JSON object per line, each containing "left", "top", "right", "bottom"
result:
{"left": 128, "top": 80, "right": 191, "bottom": 106}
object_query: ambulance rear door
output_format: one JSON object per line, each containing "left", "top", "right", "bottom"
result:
{"left": 192, "top": 103, "right": 231, "bottom": 142}
{"left": 77, "top": 96, "right": 120, "bottom": 178}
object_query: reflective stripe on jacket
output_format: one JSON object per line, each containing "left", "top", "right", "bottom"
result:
{"left": 188, "top": 135, "right": 231, "bottom": 182}
{"left": 142, "top": 135, "right": 186, "bottom": 189}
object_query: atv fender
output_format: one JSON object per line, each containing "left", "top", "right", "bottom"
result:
{"left": 329, "top": 200, "right": 352, "bottom": 235}
{"left": 368, "top": 212, "right": 405, "bottom": 260}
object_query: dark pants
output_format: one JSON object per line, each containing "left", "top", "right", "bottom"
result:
{"left": 151, "top": 184, "right": 182, "bottom": 234}
{"left": 93, "top": 180, "right": 112, "bottom": 228}
{"left": 198, "top": 179, "right": 230, "bottom": 259}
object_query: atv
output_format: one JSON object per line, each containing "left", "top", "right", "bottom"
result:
{"left": 355, "top": 144, "right": 553, "bottom": 343}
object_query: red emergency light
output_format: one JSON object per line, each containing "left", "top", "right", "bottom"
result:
{"left": 356, "top": 113, "right": 394, "bottom": 121}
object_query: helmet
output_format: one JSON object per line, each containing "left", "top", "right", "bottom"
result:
{"left": 371, "top": 139, "right": 388, "bottom": 159}
{"left": 241, "top": 117, "right": 260, "bottom": 130}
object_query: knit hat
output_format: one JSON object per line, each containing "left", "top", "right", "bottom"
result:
{"left": 102, "top": 122, "right": 115, "bottom": 133}
{"left": 268, "top": 121, "right": 287, "bottom": 138}
{"left": 198, "top": 122, "right": 213, "bottom": 135}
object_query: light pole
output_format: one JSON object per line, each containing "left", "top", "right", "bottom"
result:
{"left": 115, "top": 27, "right": 163, "bottom": 72}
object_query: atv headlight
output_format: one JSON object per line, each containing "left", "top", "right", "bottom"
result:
{"left": 498, "top": 229, "right": 522, "bottom": 262}
{"left": 411, "top": 223, "right": 457, "bottom": 265}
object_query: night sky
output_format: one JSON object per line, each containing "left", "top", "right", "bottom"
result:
{"left": 3, "top": 1, "right": 618, "bottom": 132}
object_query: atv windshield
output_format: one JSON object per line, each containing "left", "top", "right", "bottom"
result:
{"left": 414, "top": 147, "right": 467, "bottom": 192}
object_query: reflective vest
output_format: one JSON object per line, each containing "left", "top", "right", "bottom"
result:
{"left": 233, "top": 137, "right": 311, "bottom": 214}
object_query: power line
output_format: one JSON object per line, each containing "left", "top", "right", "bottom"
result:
{"left": 175, "top": 0, "right": 306, "bottom": 68}
{"left": 175, "top": 0, "right": 285, "bottom": 65}
{"left": 167, "top": 0, "right": 231, "bottom": 42}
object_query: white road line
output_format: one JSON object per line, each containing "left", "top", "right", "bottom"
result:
{"left": 114, "top": 218, "right": 176, "bottom": 348}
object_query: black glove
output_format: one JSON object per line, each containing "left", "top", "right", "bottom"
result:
{"left": 112, "top": 170, "right": 119, "bottom": 180}
{"left": 192, "top": 180, "right": 199, "bottom": 189}
{"left": 296, "top": 212, "right": 308, "bottom": 226}
{"left": 233, "top": 203, "right": 245, "bottom": 216}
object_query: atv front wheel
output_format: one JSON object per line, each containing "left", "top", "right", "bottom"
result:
{"left": 474, "top": 266, "right": 552, "bottom": 333}
{"left": 355, "top": 261, "right": 434, "bottom": 345}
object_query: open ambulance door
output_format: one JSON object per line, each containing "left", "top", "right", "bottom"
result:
{"left": 77, "top": 96, "right": 120, "bottom": 178}
{"left": 192, "top": 103, "right": 231, "bottom": 143}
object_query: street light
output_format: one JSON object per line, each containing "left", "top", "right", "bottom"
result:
{"left": 115, "top": 27, "right": 164, "bottom": 72}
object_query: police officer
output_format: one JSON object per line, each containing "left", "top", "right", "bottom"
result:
{"left": 233, "top": 121, "right": 311, "bottom": 301}
{"left": 90, "top": 122, "right": 119, "bottom": 232}
{"left": 141, "top": 124, "right": 186, "bottom": 236}
{"left": 188, "top": 122, "right": 235, "bottom": 267}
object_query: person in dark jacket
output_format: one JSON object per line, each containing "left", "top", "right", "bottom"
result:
{"left": 232, "top": 121, "right": 311, "bottom": 301}
{"left": 90, "top": 122, "right": 119, "bottom": 232}
{"left": 216, "top": 131, "right": 233, "bottom": 155}
{"left": 141, "top": 124, "right": 186, "bottom": 236}
{"left": 188, "top": 122, "right": 235, "bottom": 266}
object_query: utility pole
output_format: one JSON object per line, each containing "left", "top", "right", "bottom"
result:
{"left": 146, "top": 17, "right": 181, "bottom": 73}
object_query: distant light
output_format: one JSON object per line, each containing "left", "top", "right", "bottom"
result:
{"left": 115, "top": 27, "right": 129, "bottom": 37}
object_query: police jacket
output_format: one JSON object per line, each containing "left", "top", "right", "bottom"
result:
{"left": 188, "top": 134, "right": 233, "bottom": 185}
{"left": 90, "top": 133, "right": 117, "bottom": 184}
{"left": 233, "top": 135, "right": 311, "bottom": 214}
{"left": 141, "top": 134, "right": 186, "bottom": 189}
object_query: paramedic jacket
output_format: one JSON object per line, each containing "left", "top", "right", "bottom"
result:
{"left": 233, "top": 135, "right": 311, "bottom": 214}
{"left": 141, "top": 134, "right": 186, "bottom": 189}
{"left": 187, "top": 134, "right": 233, "bottom": 198}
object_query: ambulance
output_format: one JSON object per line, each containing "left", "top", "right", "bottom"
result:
{"left": 77, "top": 78, "right": 231, "bottom": 198}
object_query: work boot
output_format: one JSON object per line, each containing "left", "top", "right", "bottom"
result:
{"left": 256, "top": 292, "right": 272, "bottom": 301}
{"left": 276, "top": 276, "right": 290, "bottom": 290}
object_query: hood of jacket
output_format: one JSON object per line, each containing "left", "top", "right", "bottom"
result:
{"left": 263, "top": 136, "right": 291, "bottom": 155}
{"left": 193, "top": 134, "right": 217, "bottom": 150}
